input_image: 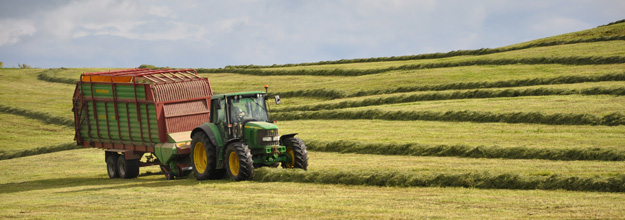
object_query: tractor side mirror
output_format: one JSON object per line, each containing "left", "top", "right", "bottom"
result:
{"left": 275, "top": 95, "right": 281, "bottom": 105}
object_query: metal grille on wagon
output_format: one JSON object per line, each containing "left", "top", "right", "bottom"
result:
{"left": 257, "top": 129, "right": 279, "bottom": 146}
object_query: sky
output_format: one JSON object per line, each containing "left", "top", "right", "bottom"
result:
{"left": 0, "top": 0, "right": 623, "bottom": 69}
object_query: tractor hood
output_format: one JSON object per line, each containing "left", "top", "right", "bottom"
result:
{"left": 244, "top": 121, "right": 278, "bottom": 130}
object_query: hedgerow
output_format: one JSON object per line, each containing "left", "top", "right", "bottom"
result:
{"left": 206, "top": 36, "right": 625, "bottom": 69}
{"left": 274, "top": 87, "right": 625, "bottom": 112}
{"left": 274, "top": 109, "right": 625, "bottom": 126}
{"left": 254, "top": 168, "right": 625, "bottom": 192}
{"left": 304, "top": 140, "right": 625, "bottom": 161}
{"left": 0, "top": 104, "right": 73, "bottom": 127}
{"left": 0, "top": 143, "right": 80, "bottom": 160}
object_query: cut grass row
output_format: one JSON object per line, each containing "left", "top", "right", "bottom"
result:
{"left": 29, "top": 65, "right": 625, "bottom": 99}
{"left": 277, "top": 120, "right": 625, "bottom": 151}
{"left": 40, "top": 67, "right": 625, "bottom": 100}
{"left": 3, "top": 150, "right": 625, "bottom": 219}
{"left": 0, "top": 104, "right": 73, "bottom": 127}
{"left": 351, "top": 94, "right": 625, "bottom": 116}
{"left": 199, "top": 56, "right": 625, "bottom": 76}
{"left": 254, "top": 168, "right": 625, "bottom": 192}
{"left": 305, "top": 140, "right": 625, "bottom": 161}
{"left": 275, "top": 109, "right": 625, "bottom": 126}
{"left": 0, "top": 112, "right": 75, "bottom": 159}
{"left": 274, "top": 86, "right": 625, "bottom": 112}
{"left": 0, "top": 69, "right": 75, "bottom": 118}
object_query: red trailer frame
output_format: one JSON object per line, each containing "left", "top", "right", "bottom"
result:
{"left": 73, "top": 68, "right": 212, "bottom": 160}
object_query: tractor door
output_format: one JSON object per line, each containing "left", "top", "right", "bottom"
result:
{"left": 210, "top": 98, "right": 229, "bottom": 142}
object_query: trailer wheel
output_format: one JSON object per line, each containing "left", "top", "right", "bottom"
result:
{"left": 191, "top": 132, "right": 224, "bottom": 180}
{"left": 281, "top": 137, "right": 309, "bottom": 170}
{"left": 225, "top": 142, "right": 254, "bottom": 181}
{"left": 117, "top": 155, "right": 140, "bottom": 179}
{"left": 106, "top": 153, "right": 119, "bottom": 179}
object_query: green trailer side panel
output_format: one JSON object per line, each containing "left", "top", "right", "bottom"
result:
{"left": 81, "top": 100, "right": 160, "bottom": 144}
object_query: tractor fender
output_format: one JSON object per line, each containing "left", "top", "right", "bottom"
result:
{"left": 279, "top": 133, "right": 299, "bottom": 145}
{"left": 191, "top": 124, "right": 220, "bottom": 148}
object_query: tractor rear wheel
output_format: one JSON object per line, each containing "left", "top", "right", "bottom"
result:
{"left": 191, "top": 132, "right": 224, "bottom": 180}
{"left": 117, "top": 155, "right": 140, "bottom": 179}
{"left": 225, "top": 142, "right": 254, "bottom": 181}
{"left": 106, "top": 153, "right": 119, "bottom": 179}
{"left": 281, "top": 137, "right": 309, "bottom": 170}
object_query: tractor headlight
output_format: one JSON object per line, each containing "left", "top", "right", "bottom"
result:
{"left": 273, "top": 136, "right": 280, "bottom": 141}
{"left": 262, "top": 137, "right": 273, "bottom": 142}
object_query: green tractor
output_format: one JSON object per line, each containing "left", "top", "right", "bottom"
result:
{"left": 190, "top": 89, "right": 308, "bottom": 181}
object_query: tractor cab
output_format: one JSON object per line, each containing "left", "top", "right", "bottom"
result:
{"left": 210, "top": 92, "right": 273, "bottom": 140}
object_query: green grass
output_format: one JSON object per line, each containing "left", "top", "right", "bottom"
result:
{"left": 503, "top": 21, "right": 625, "bottom": 49}
{"left": 0, "top": 113, "right": 73, "bottom": 152}
{"left": 305, "top": 151, "right": 625, "bottom": 177}
{"left": 38, "top": 64, "right": 625, "bottom": 95}
{"left": 2, "top": 149, "right": 625, "bottom": 219}
{"left": 277, "top": 120, "right": 625, "bottom": 151}
{"left": 332, "top": 95, "right": 625, "bottom": 115}
{"left": 0, "top": 69, "right": 75, "bottom": 119}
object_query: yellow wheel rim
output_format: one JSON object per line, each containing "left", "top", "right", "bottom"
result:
{"left": 285, "top": 147, "right": 295, "bottom": 168}
{"left": 194, "top": 142, "right": 207, "bottom": 173}
{"left": 229, "top": 151, "right": 240, "bottom": 176}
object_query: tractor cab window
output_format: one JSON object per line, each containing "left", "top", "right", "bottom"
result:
{"left": 229, "top": 95, "right": 269, "bottom": 123}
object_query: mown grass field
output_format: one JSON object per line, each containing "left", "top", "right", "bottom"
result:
{"left": 1, "top": 21, "right": 625, "bottom": 219}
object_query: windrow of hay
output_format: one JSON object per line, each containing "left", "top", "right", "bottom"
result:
{"left": 305, "top": 140, "right": 625, "bottom": 161}
{"left": 0, "top": 143, "right": 80, "bottom": 160}
{"left": 0, "top": 104, "right": 73, "bottom": 127}
{"left": 275, "top": 87, "right": 625, "bottom": 112}
{"left": 198, "top": 56, "right": 625, "bottom": 76}
{"left": 254, "top": 168, "right": 625, "bottom": 192}
{"left": 275, "top": 110, "right": 625, "bottom": 126}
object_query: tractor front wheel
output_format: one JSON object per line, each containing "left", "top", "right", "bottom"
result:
{"left": 225, "top": 142, "right": 254, "bottom": 181}
{"left": 281, "top": 137, "right": 309, "bottom": 170}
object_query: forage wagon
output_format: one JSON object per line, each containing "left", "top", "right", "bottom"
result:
{"left": 72, "top": 68, "right": 308, "bottom": 180}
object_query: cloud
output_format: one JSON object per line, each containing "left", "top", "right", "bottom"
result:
{"left": 0, "top": 0, "right": 624, "bottom": 68}
{"left": 0, "top": 19, "right": 36, "bottom": 46}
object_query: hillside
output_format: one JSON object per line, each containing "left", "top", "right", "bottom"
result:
{"left": 1, "top": 20, "right": 625, "bottom": 219}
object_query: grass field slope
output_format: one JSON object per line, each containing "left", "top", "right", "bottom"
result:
{"left": 1, "top": 20, "right": 625, "bottom": 218}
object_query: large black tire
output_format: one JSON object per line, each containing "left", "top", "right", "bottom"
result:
{"left": 225, "top": 142, "right": 254, "bottom": 181}
{"left": 117, "top": 155, "right": 140, "bottom": 179}
{"left": 106, "top": 153, "right": 119, "bottom": 179}
{"left": 281, "top": 137, "right": 309, "bottom": 170}
{"left": 191, "top": 132, "right": 224, "bottom": 180}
